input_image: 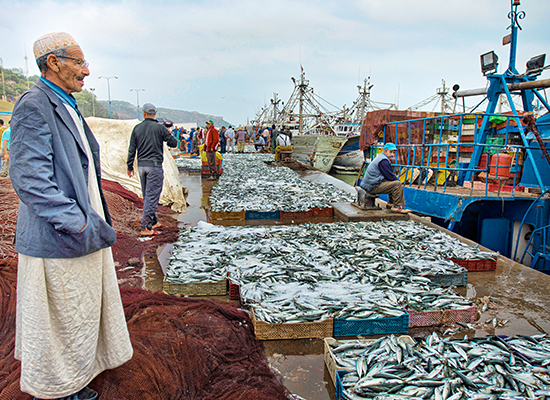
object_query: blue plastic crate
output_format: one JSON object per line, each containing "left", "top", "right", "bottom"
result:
{"left": 333, "top": 313, "right": 409, "bottom": 337}
{"left": 335, "top": 370, "right": 350, "bottom": 400}
{"left": 245, "top": 210, "right": 280, "bottom": 219}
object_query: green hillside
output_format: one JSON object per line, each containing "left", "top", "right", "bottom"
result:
{"left": 0, "top": 67, "right": 233, "bottom": 127}
{"left": 103, "top": 100, "right": 232, "bottom": 127}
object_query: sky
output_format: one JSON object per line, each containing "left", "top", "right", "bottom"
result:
{"left": 2, "top": 0, "right": 549, "bottom": 126}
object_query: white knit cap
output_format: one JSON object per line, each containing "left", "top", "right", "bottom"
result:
{"left": 33, "top": 32, "right": 79, "bottom": 60}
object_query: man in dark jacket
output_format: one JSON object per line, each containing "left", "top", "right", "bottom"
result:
{"left": 127, "top": 103, "right": 177, "bottom": 235}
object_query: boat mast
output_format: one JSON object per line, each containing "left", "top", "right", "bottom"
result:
{"left": 298, "top": 68, "right": 306, "bottom": 135}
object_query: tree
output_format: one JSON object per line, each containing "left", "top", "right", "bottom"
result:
{"left": 2, "top": 68, "right": 39, "bottom": 102}
{"left": 74, "top": 89, "right": 110, "bottom": 118}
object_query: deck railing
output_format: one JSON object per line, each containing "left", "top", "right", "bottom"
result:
{"left": 374, "top": 112, "right": 536, "bottom": 196}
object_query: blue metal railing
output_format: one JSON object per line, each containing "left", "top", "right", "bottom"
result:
{"left": 371, "top": 112, "right": 539, "bottom": 196}
{"left": 520, "top": 223, "right": 550, "bottom": 270}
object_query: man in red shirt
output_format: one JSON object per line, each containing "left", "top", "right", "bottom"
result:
{"left": 204, "top": 120, "right": 219, "bottom": 180}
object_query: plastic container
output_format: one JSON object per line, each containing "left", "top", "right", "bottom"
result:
{"left": 311, "top": 207, "right": 334, "bottom": 217}
{"left": 251, "top": 308, "right": 333, "bottom": 340}
{"left": 279, "top": 210, "right": 313, "bottom": 219}
{"left": 333, "top": 313, "right": 409, "bottom": 337}
{"left": 489, "top": 153, "right": 512, "bottom": 179}
{"left": 450, "top": 257, "right": 496, "bottom": 271}
{"left": 245, "top": 210, "right": 280, "bottom": 219}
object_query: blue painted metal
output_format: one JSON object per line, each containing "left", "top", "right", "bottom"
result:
{"left": 403, "top": 186, "right": 522, "bottom": 222}
{"left": 360, "top": 2, "right": 550, "bottom": 272}
{"left": 521, "top": 223, "right": 550, "bottom": 272}
{"left": 480, "top": 218, "right": 511, "bottom": 255}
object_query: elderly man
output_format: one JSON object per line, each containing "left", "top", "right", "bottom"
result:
{"left": 204, "top": 120, "right": 219, "bottom": 180}
{"left": 127, "top": 103, "right": 177, "bottom": 235}
{"left": 360, "top": 142, "right": 409, "bottom": 213}
{"left": 9, "top": 32, "right": 133, "bottom": 400}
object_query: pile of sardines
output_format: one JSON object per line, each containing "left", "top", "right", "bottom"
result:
{"left": 166, "top": 221, "right": 493, "bottom": 323}
{"left": 174, "top": 156, "right": 202, "bottom": 171}
{"left": 330, "top": 332, "right": 550, "bottom": 399}
{"left": 209, "top": 153, "right": 355, "bottom": 212}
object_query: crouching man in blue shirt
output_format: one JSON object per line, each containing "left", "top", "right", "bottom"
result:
{"left": 360, "top": 142, "right": 410, "bottom": 213}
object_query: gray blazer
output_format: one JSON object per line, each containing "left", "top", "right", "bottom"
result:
{"left": 9, "top": 80, "right": 116, "bottom": 258}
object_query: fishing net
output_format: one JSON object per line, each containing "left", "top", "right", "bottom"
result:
{"left": 0, "top": 178, "right": 19, "bottom": 259}
{"left": 92, "top": 290, "right": 289, "bottom": 400}
{"left": 0, "top": 285, "right": 289, "bottom": 399}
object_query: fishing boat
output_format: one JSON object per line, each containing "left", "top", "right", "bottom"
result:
{"left": 253, "top": 72, "right": 395, "bottom": 172}
{"left": 356, "top": 0, "right": 550, "bottom": 272}
{"left": 333, "top": 78, "right": 396, "bottom": 171}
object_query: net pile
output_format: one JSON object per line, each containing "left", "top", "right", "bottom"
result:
{"left": 0, "top": 286, "right": 289, "bottom": 399}
{"left": 0, "top": 179, "right": 19, "bottom": 259}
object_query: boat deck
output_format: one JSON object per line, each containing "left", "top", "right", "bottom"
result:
{"left": 403, "top": 183, "right": 541, "bottom": 199}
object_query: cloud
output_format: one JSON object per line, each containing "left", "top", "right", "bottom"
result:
{"left": 1, "top": 0, "right": 549, "bottom": 124}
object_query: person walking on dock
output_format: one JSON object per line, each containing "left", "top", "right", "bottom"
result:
{"left": 204, "top": 120, "right": 220, "bottom": 180}
{"left": 9, "top": 31, "right": 133, "bottom": 400}
{"left": 127, "top": 102, "right": 178, "bottom": 235}
{"left": 360, "top": 142, "right": 410, "bottom": 213}
{"left": 225, "top": 125, "right": 235, "bottom": 153}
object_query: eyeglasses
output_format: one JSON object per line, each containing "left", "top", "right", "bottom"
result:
{"left": 57, "top": 55, "right": 89, "bottom": 68}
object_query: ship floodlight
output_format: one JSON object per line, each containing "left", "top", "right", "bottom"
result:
{"left": 526, "top": 54, "right": 546, "bottom": 76}
{"left": 480, "top": 51, "right": 499, "bottom": 76}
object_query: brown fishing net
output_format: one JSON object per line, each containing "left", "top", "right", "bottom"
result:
{"left": 0, "top": 179, "right": 289, "bottom": 400}
{"left": 0, "top": 178, "right": 19, "bottom": 259}
{"left": 0, "top": 283, "right": 288, "bottom": 399}
{"left": 93, "top": 290, "right": 288, "bottom": 400}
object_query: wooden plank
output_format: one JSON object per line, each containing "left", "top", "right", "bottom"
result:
{"left": 332, "top": 202, "right": 410, "bottom": 222}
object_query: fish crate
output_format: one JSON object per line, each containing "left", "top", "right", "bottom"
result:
{"left": 406, "top": 309, "right": 443, "bottom": 328}
{"left": 324, "top": 337, "right": 367, "bottom": 386}
{"left": 211, "top": 210, "right": 246, "bottom": 221}
{"left": 279, "top": 209, "right": 313, "bottom": 220}
{"left": 311, "top": 206, "right": 334, "bottom": 217}
{"left": 450, "top": 257, "right": 497, "bottom": 271}
{"left": 250, "top": 308, "right": 334, "bottom": 340}
{"left": 333, "top": 313, "right": 409, "bottom": 337}
{"left": 245, "top": 210, "right": 280, "bottom": 220}
{"left": 442, "top": 306, "right": 478, "bottom": 325}
{"left": 426, "top": 270, "right": 468, "bottom": 287}
{"left": 162, "top": 277, "right": 228, "bottom": 297}
{"left": 228, "top": 280, "right": 240, "bottom": 301}
{"left": 407, "top": 306, "right": 477, "bottom": 327}
{"left": 335, "top": 370, "right": 351, "bottom": 400}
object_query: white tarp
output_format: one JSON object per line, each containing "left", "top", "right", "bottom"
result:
{"left": 86, "top": 117, "right": 187, "bottom": 213}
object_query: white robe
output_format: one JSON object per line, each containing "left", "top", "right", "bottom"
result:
{"left": 15, "top": 105, "right": 133, "bottom": 399}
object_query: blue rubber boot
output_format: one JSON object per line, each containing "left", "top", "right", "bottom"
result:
{"left": 34, "top": 386, "right": 98, "bottom": 400}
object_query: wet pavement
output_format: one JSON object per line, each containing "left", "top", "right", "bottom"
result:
{"left": 151, "top": 164, "right": 550, "bottom": 400}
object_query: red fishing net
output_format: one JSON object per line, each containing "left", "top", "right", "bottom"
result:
{"left": 0, "top": 179, "right": 290, "bottom": 400}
